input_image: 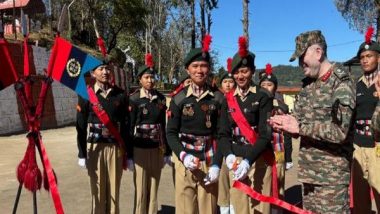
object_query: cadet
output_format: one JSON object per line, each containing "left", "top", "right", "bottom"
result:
{"left": 76, "top": 61, "right": 130, "bottom": 214}
{"left": 351, "top": 27, "right": 380, "bottom": 213}
{"left": 129, "top": 53, "right": 171, "bottom": 214}
{"left": 166, "top": 35, "right": 224, "bottom": 214}
{"left": 268, "top": 30, "right": 355, "bottom": 213}
{"left": 217, "top": 58, "right": 235, "bottom": 214}
{"left": 219, "top": 36, "right": 274, "bottom": 214}
{"left": 259, "top": 64, "right": 288, "bottom": 214}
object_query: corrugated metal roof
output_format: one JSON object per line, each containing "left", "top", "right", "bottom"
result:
{"left": 0, "top": 0, "right": 45, "bottom": 14}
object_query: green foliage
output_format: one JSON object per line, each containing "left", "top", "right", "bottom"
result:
{"left": 334, "top": 0, "right": 378, "bottom": 33}
{"left": 255, "top": 65, "right": 304, "bottom": 87}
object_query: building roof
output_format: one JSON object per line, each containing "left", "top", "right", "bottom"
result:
{"left": 277, "top": 86, "right": 301, "bottom": 94}
{"left": 0, "top": 0, "right": 45, "bottom": 15}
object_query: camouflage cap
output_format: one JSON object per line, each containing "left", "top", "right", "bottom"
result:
{"left": 357, "top": 41, "right": 380, "bottom": 57}
{"left": 289, "top": 30, "right": 327, "bottom": 62}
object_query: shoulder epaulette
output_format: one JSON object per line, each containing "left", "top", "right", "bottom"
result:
{"left": 213, "top": 90, "right": 225, "bottom": 105}
{"left": 129, "top": 89, "right": 140, "bottom": 101}
{"left": 173, "top": 86, "right": 188, "bottom": 106}
{"left": 258, "top": 87, "right": 273, "bottom": 98}
{"left": 333, "top": 66, "right": 350, "bottom": 81}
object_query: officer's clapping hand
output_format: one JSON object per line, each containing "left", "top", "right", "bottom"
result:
{"left": 233, "top": 159, "right": 250, "bottom": 181}
{"left": 268, "top": 114, "right": 299, "bottom": 135}
{"left": 78, "top": 158, "right": 86, "bottom": 169}
{"left": 204, "top": 165, "right": 220, "bottom": 185}
{"left": 225, "top": 154, "right": 237, "bottom": 170}
{"left": 183, "top": 154, "right": 199, "bottom": 171}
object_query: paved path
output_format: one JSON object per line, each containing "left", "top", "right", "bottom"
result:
{"left": 0, "top": 126, "right": 301, "bottom": 214}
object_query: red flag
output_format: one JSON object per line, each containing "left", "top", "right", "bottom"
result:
{"left": 0, "top": 39, "right": 18, "bottom": 90}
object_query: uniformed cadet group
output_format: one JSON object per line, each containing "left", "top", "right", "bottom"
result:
{"left": 75, "top": 28, "right": 380, "bottom": 214}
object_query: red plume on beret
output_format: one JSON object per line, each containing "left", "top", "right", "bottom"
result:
{"left": 265, "top": 63, "right": 272, "bottom": 76}
{"left": 238, "top": 36, "right": 248, "bottom": 58}
{"left": 145, "top": 53, "right": 154, "bottom": 68}
{"left": 97, "top": 37, "right": 107, "bottom": 57}
{"left": 365, "top": 26, "right": 374, "bottom": 44}
{"left": 227, "top": 57, "right": 232, "bottom": 73}
{"left": 202, "top": 34, "right": 212, "bottom": 53}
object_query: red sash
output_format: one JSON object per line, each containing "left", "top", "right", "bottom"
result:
{"left": 87, "top": 87, "right": 126, "bottom": 153}
{"left": 225, "top": 89, "right": 282, "bottom": 206}
{"left": 225, "top": 90, "right": 258, "bottom": 143}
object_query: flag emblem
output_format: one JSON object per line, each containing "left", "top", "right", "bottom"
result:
{"left": 66, "top": 58, "right": 81, "bottom": 77}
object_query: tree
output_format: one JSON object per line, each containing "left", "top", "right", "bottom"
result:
{"left": 335, "top": 0, "right": 380, "bottom": 41}
{"left": 199, "top": 0, "right": 218, "bottom": 39}
{"left": 185, "top": 0, "right": 196, "bottom": 48}
{"left": 242, "top": 0, "right": 249, "bottom": 44}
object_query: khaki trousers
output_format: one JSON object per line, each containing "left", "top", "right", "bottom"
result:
{"left": 174, "top": 156, "right": 218, "bottom": 214}
{"left": 87, "top": 143, "right": 123, "bottom": 214}
{"left": 271, "top": 162, "right": 285, "bottom": 214}
{"left": 230, "top": 156, "right": 272, "bottom": 214}
{"left": 218, "top": 160, "right": 231, "bottom": 207}
{"left": 133, "top": 147, "right": 163, "bottom": 214}
{"left": 352, "top": 144, "right": 380, "bottom": 213}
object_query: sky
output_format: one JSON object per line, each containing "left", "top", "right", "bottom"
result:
{"left": 210, "top": 0, "right": 364, "bottom": 69}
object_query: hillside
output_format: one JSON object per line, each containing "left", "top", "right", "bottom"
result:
{"left": 255, "top": 63, "right": 363, "bottom": 87}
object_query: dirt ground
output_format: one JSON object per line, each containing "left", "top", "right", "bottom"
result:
{"left": 0, "top": 126, "right": 301, "bottom": 214}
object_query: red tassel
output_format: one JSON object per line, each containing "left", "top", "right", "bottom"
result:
{"left": 227, "top": 57, "right": 232, "bottom": 73}
{"left": 97, "top": 37, "right": 107, "bottom": 57}
{"left": 265, "top": 63, "right": 272, "bottom": 76}
{"left": 365, "top": 26, "right": 374, "bottom": 44}
{"left": 238, "top": 36, "right": 248, "bottom": 58}
{"left": 202, "top": 34, "right": 212, "bottom": 53}
{"left": 145, "top": 53, "right": 154, "bottom": 68}
{"left": 16, "top": 143, "right": 32, "bottom": 184}
{"left": 23, "top": 139, "right": 42, "bottom": 192}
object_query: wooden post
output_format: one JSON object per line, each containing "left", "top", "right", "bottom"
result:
{"left": 13, "top": 0, "right": 17, "bottom": 40}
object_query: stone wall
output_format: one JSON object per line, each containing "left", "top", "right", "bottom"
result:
{"left": 0, "top": 44, "right": 78, "bottom": 135}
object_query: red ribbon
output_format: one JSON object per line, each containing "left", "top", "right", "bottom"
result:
{"left": 37, "top": 134, "right": 64, "bottom": 214}
{"left": 233, "top": 181, "right": 315, "bottom": 214}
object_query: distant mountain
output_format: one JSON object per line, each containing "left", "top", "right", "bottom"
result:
{"left": 255, "top": 63, "right": 363, "bottom": 87}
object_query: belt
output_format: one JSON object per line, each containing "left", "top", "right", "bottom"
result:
{"left": 355, "top": 120, "right": 372, "bottom": 136}
{"left": 134, "top": 124, "right": 161, "bottom": 142}
{"left": 180, "top": 133, "right": 212, "bottom": 151}
{"left": 179, "top": 133, "right": 214, "bottom": 165}
{"left": 232, "top": 126, "right": 257, "bottom": 145}
{"left": 88, "top": 123, "right": 119, "bottom": 139}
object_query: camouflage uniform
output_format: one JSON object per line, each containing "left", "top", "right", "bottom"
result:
{"left": 293, "top": 65, "right": 355, "bottom": 213}
{"left": 290, "top": 31, "right": 355, "bottom": 213}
